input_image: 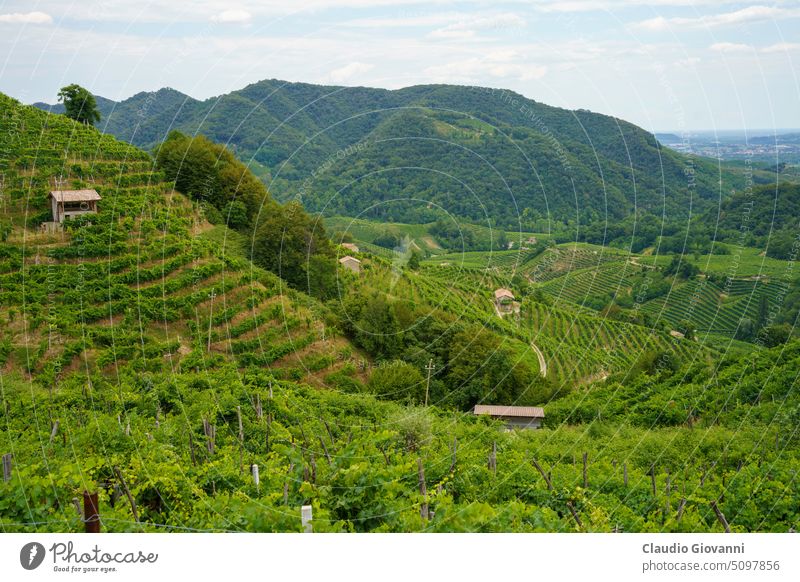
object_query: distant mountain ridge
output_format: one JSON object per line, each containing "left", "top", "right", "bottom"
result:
{"left": 34, "top": 80, "right": 756, "bottom": 234}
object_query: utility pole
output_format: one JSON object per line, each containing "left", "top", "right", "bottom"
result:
{"left": 207, "top": 289, "right": 217, "bottom": 352}
{"left": 424, "top": 359, "right": 436, "bottom": 406}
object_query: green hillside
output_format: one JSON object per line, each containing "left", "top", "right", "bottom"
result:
{"left": 34, "top": 80, "right": 771, "bottom": 242}
{"left": 0, "top": 93, "right": 367, "bottom": 391}
{"left": 3, "top": 94, "right": 799, "bottom": 534}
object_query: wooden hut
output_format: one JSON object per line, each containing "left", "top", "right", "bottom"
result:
{"left": 49, "top": 189, "right": 101, "bottom": 223}
{"left": 473, "top": 405, "right": 545, "bottom": 430}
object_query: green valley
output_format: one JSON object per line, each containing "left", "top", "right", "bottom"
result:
{"left": 2, "top": 87, "right": 799, "bottom": 535}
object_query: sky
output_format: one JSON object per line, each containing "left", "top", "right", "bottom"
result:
{"left": 0, "top": 0, "right": 798, "bottom": 132}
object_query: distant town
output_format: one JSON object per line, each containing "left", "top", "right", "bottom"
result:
{"left": 656, "top": 130, "right": 800, "bottom": 164}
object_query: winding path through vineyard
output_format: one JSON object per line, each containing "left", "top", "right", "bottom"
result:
{"left": 530, "top": 341, "right": 547, "bottom": 377}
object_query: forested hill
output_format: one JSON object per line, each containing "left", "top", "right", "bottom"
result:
{"left": 34, "top": 80, "right": 764, "bottom": 234}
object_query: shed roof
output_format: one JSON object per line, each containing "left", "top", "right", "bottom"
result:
{"left": 494, "top": 288, "right": 514, "bottom": 299}
{"left": 339, "top": 255, "right": 361, "bottom": 265}
{"left": 49, "top": 189, "right": 101, "bottom": 202}
{"left": 474, "top": 405, "right": 545, "bottom": 418}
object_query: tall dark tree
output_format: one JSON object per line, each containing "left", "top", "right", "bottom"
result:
{"left": 57, "top": 84, "right": 101, "bottom": 126}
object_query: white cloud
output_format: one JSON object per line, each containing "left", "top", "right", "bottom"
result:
{"left": 0, "top": 11, "right": 53, "bottom": 24}
{"left": 328, "top": 62, "right": 374, "bottom": 83}
{"left": 761, "top": 42, "right": 800, "bottom": 53}
{"left": 710, "top": 42, "right": 751, "bottom": 53}
{"left": 424, "top": 50, "right": 546, "bottom": 82}
{"left": 343, "top": 13, "right": 465, "bottom": 28}
{"left": 634, "top": 5, "right": 800, "bottom": 31}
{"left": 534, "top": 0, "right": 744, "bottom": 13}
{"left": 429, "top": 13, "right": 526, "bottom": 40}
{"left": 212, "top": 9, "right": 252, "bottom": 23}
{"left": 673, "top": 56, "right": 700, "bottom": 67}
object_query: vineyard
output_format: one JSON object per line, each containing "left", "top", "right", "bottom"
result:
{"left": 1, "top": 93, "right": 799, "bottom": 534}
{"left": 2, "top": 348, "right": 798, "bottom": 533}
{"left": 0, "top": 93, "right": 367, "bottom": 392}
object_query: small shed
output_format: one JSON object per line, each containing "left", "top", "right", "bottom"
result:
{"left": 474, "top": 405, "right": 545, "bottom": 430}
{"left": 339, "top": 255, "right": 362, "bottom": 274}
{"left": 494, "top": 288, "right": 515, "bottom": 311}
{"left": 49, "top": 189, "right": 101, "bottom": 223}
{"left": 341, "top": 242, "right": 360, "bottom": 253}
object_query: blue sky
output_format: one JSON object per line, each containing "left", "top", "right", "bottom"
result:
{"left": 1, "top": 1, "right": 798, "bottom": 131}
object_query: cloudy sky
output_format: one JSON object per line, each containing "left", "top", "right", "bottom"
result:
{"left": 1, "top": 0, "right": 798, "bottom": 131}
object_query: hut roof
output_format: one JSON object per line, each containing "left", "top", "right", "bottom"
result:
{"left": 49, "top": 189, "right": 101, "bottom": 202}
{"left": 339, "top": 255, "right": 361, "bottom": 265}
{"left": 474, "top": 405, "right": 545, "bottom": 418}
{"left": 494, "top": 288, "right": 514, "bottom": 300}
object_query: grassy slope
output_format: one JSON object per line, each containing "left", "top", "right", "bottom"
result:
{"left": 0, "top": 93, "right": 368, "bottom": 390}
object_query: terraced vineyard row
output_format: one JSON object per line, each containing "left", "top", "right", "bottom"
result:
{"left": 640, "top": 278, "right": 785, "bottom": 334}
{"left": 539, "top": 261, "right": 636, "bottom": 307}
{"left": 422, "top": 248, "right": 542, "bottom": 272}
{"left": 0, "top": 94, "right": 366, "bottom": 391}
{"left": 521, "top": 244, "right": 628, "bottom": 283}
{"left": 522, "top": 301, "right": 703, "bottom": 384}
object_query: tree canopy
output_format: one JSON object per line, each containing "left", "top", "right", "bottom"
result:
{"left": 57, "top": 84, "right": 101, "bottom": 126}
{"left": 155, "top": 130, "right": 270, "bottom": 230}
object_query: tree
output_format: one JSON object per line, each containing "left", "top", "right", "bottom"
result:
{"left": 57, "top": 84, "right": 101, "bottom": 126}
{"left": 368, "top": 361, "right": 425, "bottom": 404}
{"left": 222, "top": 200, "right": 249, "bottom": 230}
{"left": 758, "top": 324, "right": 791, "bottom": 348}
{"left": 155, "top": 131, "right": 270, "bottom": 229}
{"left": 407, "top": 250, "right": 420, "bottom": 270}
{"left": 677, "top": 319, "right": 696, "bottom": 341}
{"left": 251, "top": 201, "right": 337, "bottom": 299}
{"left": 445, "top": 325, "right": 536, "bottom": 410}
{"left": 755, "top": 294, "right": 770, "bottom": 333}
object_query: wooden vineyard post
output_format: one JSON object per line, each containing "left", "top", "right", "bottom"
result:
{"left": 113, "top": 466, "right": 139, "bottom": 523}
{"left": 323, "top": 420, "right": 335, "bottom": 445}
{"left": 83, "top": 491, "right": 100, "bottom": 533}
{"left": 582, "top": 452, "right": 588, "bottom": 489}
{"left": 237, "top": 406, "right": 244, "bottom": 471}
{"left": 2, "top": 453, "right": 12, "bottom": 482}
{"left": 676, "top": 498, "right": 687, "bottom": 523}
{"left": 283, "top": 462, "right": 294, "bottom": 506}
{"left": 650, "top": 464, "right": 657, "bottom": 497}
{"left": 266, "top": 414, "right": 272, "bottom": 453}
{"left": 623, "top": 462, "right": 628, "bottom": 488}
{"left": 449, "top": 438, "right": 457, "bottom": 473}
{"left": 488, "top": 441, "right": 497, "bottom": 476}
{"left": 188, "top": 432, "right": 197, "bottom": 466}
{"left": 566, "top": 501, "right": 583, "bottom": 530}
{"left": 711, "top": 501, "right": 731, "bottom": 533}
{"left": 49, "top": 421, "right": 60, "bottom": 445}
{"left": 417, "top": 458, "right": 429, "bottom": 521}
{"left": 319, "top": 436, "right": 331, "bottom": 464}
{"left": 203, "top": 419, "right": 215, "bottom": 455}
{"left": 531, "top": 458, "right": 553, "bottom": 490}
